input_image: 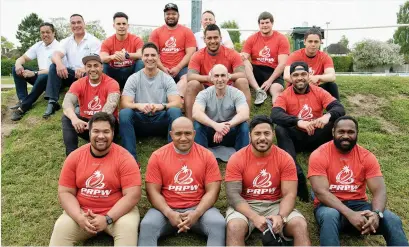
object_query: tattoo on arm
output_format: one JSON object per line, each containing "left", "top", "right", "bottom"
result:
{"left": 102, "top": 93, "right": 120, "bottom": 114}
{"left": 187, "top": 69, "right": 199, "bottom": 75}
{"left": 233, "top": 65, "right": 245, "bottom": 73}
{"left": 62, "top": 92, "right": 78, "bottom": 110}
{"left": 226, "top": 181, "right": 246, "bottom": 207}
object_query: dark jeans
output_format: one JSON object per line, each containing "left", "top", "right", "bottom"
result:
{"left": 103, "top": 60, "right": 144, "bottom": 90}
{"left": 320, "top": 81, "right": 340, "bottom": 100}
{"left": 193, "top": 121, "right": 249, "bottom": 151}
{"left": 44, "top": 64, "right": 76, "bottom": 102}
{"left": 119, "top": 107, "right": 183, "bottom": 161}
{"left": 315, "top": 200, "right": 408, "bottom": 246}
{"left": 173, "top": 66, "right": 188, "bottom": 82}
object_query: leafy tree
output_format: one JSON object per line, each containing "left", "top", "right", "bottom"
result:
{"left": 339, "top": 35, "right": 349, "bottom": 49}
{"left": 86, "top": 20, "right": 106, "bottom": 40}
{"left": 1, "top": 36, "right": 14, "bottom": 53}
{"left": 129, "top": 26, "right": 152, "bottom": 43}
{"left": 220, "top": 20, "right": 241, "bottom": 44}
{"left": 393, "top": 1, "right": 409, "bottom": 62}
{"left": 285, "top": 34, "right": 294, "bottom": 52}
{"left": 327, "top": 43, "right": 350, "bottom": 55}
{"left": 16, "top": 13, "right": 44, "bottom": 53}
{"left": 50, "top": 18, "right": 106, "bottom": 41}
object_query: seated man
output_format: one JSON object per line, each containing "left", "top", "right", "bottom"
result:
{"left": 241, "top": 12, "right": 290, "bottom": 105}
{"left": 138, "top": 117, "right": 225, "bottom": 246}
{"left": 284, "top": 27, "right": 340, "bottom": 100}
{"left": 119, "top": 42, "right": 183, "bottom": 162}
{"left": 192, "top": 64, "right": 249, "bottom": 152}
{"left": 308, "top": 116, "right": 408, "bottom": 246}
{"left": 49, "top": 112, "right": 142, "bottom": 246}
{"left": 194, "top": 10, "right": 234, "bottom": 49}
{"left": 62, "top": 54, "right": 120, "bottom": 156}
{"left": 271, "top": 61, "right": 345, "bottom": 201}
{"left": 100, "top": 12, "right": 144, "bottom": 90}
{"left": 225, "top": 115, "right": 311, "bottom": 246}
{"left": 11, "top": 22, "right": 60, "bottom": 121}
{"left": 185, "top": 24, "right": 251, "bottom": 120}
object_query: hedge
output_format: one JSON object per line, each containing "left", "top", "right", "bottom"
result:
{"left": 1, "top": 59, "right": 39, "bottom": 76}
{"left": 331, "top": 55, "right": 353, "bottom": 72}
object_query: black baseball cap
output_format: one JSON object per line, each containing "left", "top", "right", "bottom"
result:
{"left": 164, "top": 3, "right": 178, "bottom": 12}
{"left": 289, "top": 61, "right": 309, "bottom": 75}
{"left": 82, "top": 53, "right": 102, "bottom": 65}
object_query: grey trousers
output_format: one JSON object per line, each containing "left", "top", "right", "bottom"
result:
{"left": 138, "top": 207, "right": 226, "bottom": 246}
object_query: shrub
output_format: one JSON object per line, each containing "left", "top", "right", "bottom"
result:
{"left": 332, "top": 55, "right": 353, "bottom": 72}
{"left": 1, "top": 59, "right": 38, "bottom": 76}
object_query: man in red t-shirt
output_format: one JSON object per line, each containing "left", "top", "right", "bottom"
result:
{"left": 271, "top": 61, "right": 345, "bottom": 201}
{"left": 100, "top": 12, "right": 144, "bottom": 90}
{"left": 185, "top": 24, "right": 251, "bottom": 120}
{"left": 149, "top": 3, "right": 196, "bottom": 96}
{"left": 50, "top": 112, "right": 142, "bottom": 246}
{"left": 241, "top": 12, "right": 290, "bottom": 106}
{"left": 308, "top": 116, "right": 408, "bottom": 246}
{"left": 61, "top": 54, "right": 120, "bottom": 156}
{"left": 225, "top": 115, "right": 310, "bottom": 246}
{"left": 138, "top": 117, "right": 225, "bottom": 246}
{"left": 284, "top": 27, "right": 339, "bottom": 100}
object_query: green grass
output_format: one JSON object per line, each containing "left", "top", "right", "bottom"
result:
{"left": 2, "top": 76, "right": 409, "bottom": 246}
{"left": 1, "top": 76, "right": 13, "bottom": 84}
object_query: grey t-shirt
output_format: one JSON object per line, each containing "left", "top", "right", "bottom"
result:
{"left": 195, "top": 85, "right": 247, "bottom": 122}
{"left": 122, "top": 70, "right": 179, "bottom": 103}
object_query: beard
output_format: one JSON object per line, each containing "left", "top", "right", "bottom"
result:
{"left": 165, "top": 19, "right": 178, "bottom": 27}
{"left": 334, "top": 137, "right": 357, "bottom": 152}
{"left": 91, "top": 138, "right": 112, "bottom": 153}
{"left": 251, "top": 140, "right": 273, "bottom": 153}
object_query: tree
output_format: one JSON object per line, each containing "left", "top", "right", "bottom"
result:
{"left": 339, "top": 35, "right": 349, "bottom": 49}
{"left": 85, "top": 20, "right": 106, "bottom": 40}
{"left": 50, "top": 17, "right": 71, "bottom": 40}
{"left": 393, "top": 1, "right": 409, "bottom": 63}
{"left": 129, "top": 26, "right": 152, "bottom": 43}
{"left": 220, "top": 20, "right": 241, "bottom": 44}
{"left": 16, "top": 13, "right": 44, "bottom": 53}
{"left": 327, "top": 43, "right": 350, "bottom": 55}
{"left": 1, "top": 36, "right": 14, "bottom": 53}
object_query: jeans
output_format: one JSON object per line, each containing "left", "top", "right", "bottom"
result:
{"left": 193, "top": 121, "right": 249, "bottom": 151}
{"left": 119, "top": 107, "right": 183, "bottom": 161}
{"left": 138, "top": 207, "right": 225, "bottom": 246}
{"left": 44, "top": 63, "right": 76, "bottom": 102}
{"left": 319, "top": 81, "right": 340, "bottom": 100}
{"left": 315, "top": 200, "right": 408, "bottom": 246}
{"left": 103, "top": 60, "right": 144, "bottom": 90}
{"left": 173, "top": 66, "right": 188, "bottom": 82}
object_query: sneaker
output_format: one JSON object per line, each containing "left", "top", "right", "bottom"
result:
{"left": 11, "top": 108, "right": 25, "bottom": 121}
{"left": 9, "top": 101, "right": 22, "bottom": 110}
{"left": 254, "top": 89, "right": 268, "bottom": 105}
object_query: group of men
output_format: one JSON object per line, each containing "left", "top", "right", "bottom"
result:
{"left": 9, "top": 3, "right": 408, "bottom": 246}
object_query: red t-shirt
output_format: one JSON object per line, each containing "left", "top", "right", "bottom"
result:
{"left": 273, "top": 85, "right": 335, "bottom": 121}
{"left": 308, "top": 141, "right": 383, "bottom": 207}
{"left": 68, "top": 74, "right": 120, "bottom": 119}
{"left": 225, "top": 145, "right": 297, "bottom": 201}
{"left": 59, "top": 143, "right": 141, "bottom": 215}
{"left": 145, "top": 143, "right": 222, "bottom": 209}
{"left": 188, "top": 46, "right": 244, "bottom": 86}
{"left": 100, "top": 34, "right": 144, "bottom": 68}
{"left": 242, "top": 31, "right": 290, "bottom": 69}
{"left": 286, "top": 48, "right": 334, "bottom": 77}
{"left": 149, "top": 24, "right": 196, "bottom": 69}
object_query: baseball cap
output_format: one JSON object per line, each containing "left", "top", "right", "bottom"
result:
{"left": 289, "top": 61, "right": 309, "bottom": 75}
{"left": 164, "top": 3, "right": 178, "bottom": 12}
{"left": 82, "top": 53, "right": 102, "bottom": 65}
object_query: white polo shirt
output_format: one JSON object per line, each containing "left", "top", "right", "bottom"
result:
{"left": 194, "top": 28, "right": 233, "bottom": 49}
{"left": 25, "top": 39, "right": 60, "bottom": 70}
{"left": 58, "top": 32, "right": 101, "bottom": 69}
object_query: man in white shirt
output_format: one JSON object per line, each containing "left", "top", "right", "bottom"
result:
{"left": 43, "top": 14, "right": 101, "bottom": 118}
{"left": 11, "top": 23, "right": 60, "bottom": 121}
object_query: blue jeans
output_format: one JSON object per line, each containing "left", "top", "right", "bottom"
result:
{"left": 193, "top": 121, "right": 249, "bottom": 151}
{"left": 44, "top": 64, "right": 76, "bottom": 102}
{"left": 119, "top": 107, "right": 182, "bottom": 161}
{"left": 315, "top": 200, "right": 408, "bottom": 246}
{"left": 103, "top": 60, "right": 143, "bottom": 89}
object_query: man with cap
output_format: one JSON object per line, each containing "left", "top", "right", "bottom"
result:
{"left": 61, "top": 54, "right": 120, "bottom": 156}
{"left": 271, "top": 61, "right": 345, "bottom": 202}
{"left": 149, "top": 3, "right": 197, "bottom": 97}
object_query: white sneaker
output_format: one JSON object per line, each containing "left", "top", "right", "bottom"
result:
{"left": 254, "top": 89, "right": 268, "bottom": 105}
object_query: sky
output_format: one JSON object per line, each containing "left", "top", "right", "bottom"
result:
{"left": 1, "top": 0, "right": 406, "bottom": 48}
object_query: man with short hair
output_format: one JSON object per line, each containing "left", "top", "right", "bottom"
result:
{"left": 194, "top": 10, "right": 234, "bottom": 49}
{"left": 185, "top": 24, "right": 251, "bottom": 120}
{"left": 138, "top": 117, "right": 225, "bottom": 246}
{"left": 241, "top": 12, "right": 290, "bottom": 105}
{"left": 100, "top": 12, "right": 144, "bottom": 90}
{"left": 43, "top": 14, "right": 101, "bottom": 118}
{"left": 49, "top": 112, "right": 142, "bottom": 246}
{"left": 11, "top": 22, "right": 60, "bottom": 121}
{"left": 284, "top": 27, "right": 339, "bottom": 100}
{"left": 119, "top": 42, "right": 183, "bottom": 162}
{"left": 225, "top": 115, "right": 311, "bottom": 246}
{"left": 149, "top": 3, "right": 196, "bottom": 96}
{"left": 192, "top": 64, "right": 249, "bottom": 151}
{"left": 61, "top": 54, "right": 120, "bottom": 156}
{"left": 308, "top": 116, "right": 408, "bottom": 246}
{"left": 271, "top": 61, "right": 345, "bottom": 201}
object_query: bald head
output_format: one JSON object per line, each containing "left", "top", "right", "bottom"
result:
{"left": 171, "top": 117, "right": 194, "bottom": 131}
{"left": 210, "top": 64, "right": 230, "bottom": 87}
{"left": 210, "top": 64, "right": 228, "bottom": 77}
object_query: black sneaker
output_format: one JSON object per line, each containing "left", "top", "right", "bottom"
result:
{"left": 10, "top": 101, "right": 22, "bottom": 110}
{"left": 43, "top": 102, "right": 61, "bottom": 119}
{"left": 11, "top": 108, "right": 25, "bottom": 121}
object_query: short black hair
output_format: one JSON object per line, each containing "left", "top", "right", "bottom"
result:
{"left": 304, "top": 26, "right": 322, "bottom": 40}
{"left": 250, "top": 115, "right": 274, "bottom": 132}
{"left": 88, "top": 112, "right": 116, "bottom": 131}
{"left": 39, "top": 22, "right": 55, "bottom": 33}
{"left": 142, "top": 42, "right": 159, "bottom": 54}
{"left": 70, "top": 14, "right": 84, "bottom": 21}
{"left": 113, "top": 12, "right": 128, "bottom": 21}
{"left": 258, "top": 11, "right": 274, "bottom": 24}
{"left": 333, "top": 116, "right": 359, "bottom": 132}
{"left": 202, "top": 10, "right": 215, "bottom": 17}
{"left": 204, "top": 24, "right": 221, "bottom": 37}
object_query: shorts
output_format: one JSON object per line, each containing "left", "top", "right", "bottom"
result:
{"left": 253, "top": 64, "right": 284, "bottom": 87}
{"left": 174, "top": 66, "right": 188, "bottom": 82}
{"left": 225, "top": 199, "right": 305, "bottom": 238}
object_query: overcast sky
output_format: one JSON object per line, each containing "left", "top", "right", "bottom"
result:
{"left": 1, "top": 0, "right": 406, "bottom": 48}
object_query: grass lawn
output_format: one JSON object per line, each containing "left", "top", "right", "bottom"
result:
{"left": 1, "top": 76, "right": 409, "bottom": 246}
{"left": 1, "top": 76, "right": 14, "bottom": 84}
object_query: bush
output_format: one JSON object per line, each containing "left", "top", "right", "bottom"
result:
{"left": 332, "top": 55, "right": 353, "bottom": 72}
{"left": 1, "top": 59, "right": 38, "bottom": 76}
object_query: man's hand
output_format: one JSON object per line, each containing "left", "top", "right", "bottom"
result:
{"left": 56, "top": 63, "right": 69, "bottom": 79}
{"left": 260, "top": 80, "right": 273, "bottom": 92}
{"left": 71, "top": 118, "right": 88, "bottom": 133}
{"left": 346, "top": 211, "right": 368, "bottom": 231}
{"left": 169, "top": 67, "right": 181, "bottom": 78}
{"left": 151, "top": 104, "right": 165, "bottom": 114}
{"left": 177, "top": 210, "right": 201, "bottom": 233}
{"left": 213, "top": 122, "right": 230, "bottom": 136}
{"left": 88, "top": 211, "right": 108, "bottom": 232}
{"left": 22, "top": 70, "right": 35, "bottom": 78}
{"left": 15, "top": 64, "right": 24, "bottom": 76}
{"left": 308, "top": 75, "right": 320, "bottom": 86}
{"left": 297, "top": 120, "right": 316, "bottom": 136}
{"left": 137, "top": 103, "right": 153, "bottom": 114}
{"left": 360, "top": 210, "right": 379, "bottom": 235}
{"left": 75, "top": 68, "right": 86, "bottom": 79}
{"left": 213, "top": 132, "right": 224, "bottom": 143}
{"left": 163, "top": 67, "right": 171, "bottom": 75}
{"left": 313, "top": 114, "right": 331, "bottom": 129}
{"left": 251, "top": 215, "right": 267, "bottom": 232}
{"left": 112, "top": 51, "right": 126, "bottom": 62}
{"left": 76, "top": 210, "right": 97, "bottom": 235}
{"left": 166, "top": 210, "right": 184, "bottom": 228}
{"left": 266, "top": 215, "right": 284, "bottom": 234}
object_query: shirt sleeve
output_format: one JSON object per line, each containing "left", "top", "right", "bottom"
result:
{"left": 280, "top": 151, "right": 298, "bottom": 181}
{"left": 119, "top": 153, "right": 142, "bottom": 189}
{"left": 205, "top": 150, "right": 222, "bottom": 184}
{"left": 225, "top": 152, "right": 244, "bottom": 182}
{"left": 122, "top": 74, "right": 137, "bottom": 100}
{"left": 364, "top": 152, "right": 383, "bottom": 179}
{"left": 221, "top": 29, "right": 232, "bottom": 43}
{"left": 323, "top": 53, "right": 334, "bottom": 69}
{"left": 232, "top": 87, "right": 247, "bottom": 108}
{"left": 148, "top": 29, "right": 159, "bottom": 49}
{"left": 100, "top": 38, "right": 111, "bottom": 54}
{"left": 242, "top": 35, "right": 253, "bottom": 54}
{"left": 25, "top": 43, "right": 38, "bottom": 60}
{"left": 57, "top": 38, "right": 69, "bottom": 56}
{"left": 90, "top": 38, "right": 101, "bottom": 54}
{"left": 278, "top": 35, "right": 290, "bottom": 55}
{"left": 67, "top": 80, "right": 82, "bottom": 98}
{"left": 165, "top": 74, "right": 179, "bottom": 97}
{"left": 145, "top": 152, "right": 163, "bottom": 185}
{"left": 195, "top": 89, "right": 208, "bottom": 107}
{"left": 273, "top": 93, "right": 287, "bottom": 111}
{"left": 108, "top": 78, "right": 120, "bottom": 94}
{"left": 185, "top": 29, "right": 197, "bottom": 48}
{"left": 58, "top": 152, "right": 79, "bottom": 188}
{"left": 286, "top": 51, "right": 300, "bottom": 66}
{"left": 319, "top": 87, "right": 336, "bottom": 108}
{"left": 188, "top": 52, "right": 201, "bottom": 72}
{"left": 307, "top": 149, "right": 329, "bottom": 178}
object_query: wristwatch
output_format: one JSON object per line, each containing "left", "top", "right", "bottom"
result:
{"left": 161, "top": 103, "right": 168, "bottom": 111}
{"left": 373, "top": 210, "right": 384, "bottom": 219}
{"left": 278, "top": 214, "right": 288, "bottom": 224}
{"left": 34, "top": 71, "right": 38, "bottom": 77}
{"left": 105, "top": 215, "right": 113, "bottom": 225}
{"left": 125, "top": 52, "right": 130, "bottom": 59}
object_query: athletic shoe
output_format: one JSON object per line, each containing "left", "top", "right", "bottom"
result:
{"left": 254, "top": 89, "right": 268, "bottom": 105}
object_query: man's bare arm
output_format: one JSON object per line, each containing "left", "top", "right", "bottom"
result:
{"left": 58, "top": 185, "right": 82, "bottom": 222}
{"left": 267, "top": 54, "right": 288, "bottom": 83}
{"left": 62, "top": 93, "right": 79, "bottom": 121}
{"left": 230, "top": 66, "right": 246, "bottom": 81}
{"left": 192, "top": 181, "right": 221, "bottom": 217}
{"left": 176, "top": 47, "right": 196, "bottom": 70}
{"left": 226, "top": 181, "right": 259, "bottom": 221}
{"left": 278, "top": 180, "right": 297, "bottom": 217}
{"left": 106, "top": 186, "right": 141, "bottom": 221}
{"left": 228, "top": 104, "right": 249, "bottom": 128}
{"left": 166, "top": 94, "right": 183, "bottom": 109}
{"left": 187, "top": 69, "right": 209, "bottom": 83}
{"left": 367, "top": 176, "right": 386, "bottom": 212}
{"left": 316, "top": 67, "right": 336, "bottom": 83}
{"left": 102, "top": 93, "right": 120, "bottom": 114}
{"left": 283, "top": 65, "right": 291, "bottom": 82}
{"left": 192, "top": 103, "right": 217, "bottom": 128}
{"left": 146, "top": 183, "right": 175, "bottom": 218}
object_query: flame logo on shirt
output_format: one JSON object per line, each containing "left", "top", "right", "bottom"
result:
{"left": 336, "top": 166, "right": 355, "bottom": 185}
{"left": 259, "top": 46, "right": 271, "bottom": 58}
{"left": 252, "top": 169, "right": 272, "bottom": 188}
{"left": 308, "top": 67, "right": 315, "bottom": 76}
{"left": 297, "top": 104, "right": 313, "bottom": 120}
{"left": 88, "top": 96, "right": 102, "bottom": 111}
{"left": 174, "top": 165, "right": 194, "bottom": 185}
{"left": 85, "top": 170, "right": 106, "bottom": 189}
{"left": 165, "top": 36, "right": 177, "bottom": 48}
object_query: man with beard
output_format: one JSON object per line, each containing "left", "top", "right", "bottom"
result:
{"left": 100, "top": 12, "right": 144, "bottom": 90}
{"left": 138, "top": 117, "right": 225, "bottom": 246}
{"left": 61, "top": 54, "right": 120, "bottom": 156}
{"left": 240, "top": 12, "right": 290, "bottom": 105}
{"left": 50, "top": 112, "right": 142, "bottom": 246}
{"left": 149, "top": 3, "right": 196, "bottom": 97}
{"left": 185, "top": 24, "right": 251, "bottom": 120}
{"left": 43, "top": 14, "right": 101, "bottom": 118}
{"left": 271, "top": 61, "right": 345, "bottom": 201}
{"left": 192, "top": 64, "right": 250, "bottom": 151}
{"left": 225, "top": 115, "right": 311, "bottom": 246}
{"left": 308, "top": 116, "right": 408, "bottom": 246}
